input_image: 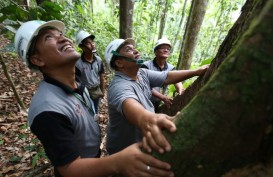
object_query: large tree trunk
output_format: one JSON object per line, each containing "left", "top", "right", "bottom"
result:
{"left": 119, "top": 0, "right": 134, "bottom": 38}
{"left": 177, "top": 0, "right": 209, "bottom": 70}
{"left": 156, "top": 0, "right": 273, "bottom": 176}
{"left": 159, "top": 0, "right": 267, "bottom": 116}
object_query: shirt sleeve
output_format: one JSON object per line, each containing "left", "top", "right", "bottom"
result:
{"left": 99, "top": 62, "right": 105, "bottom": 74}
{"left": 30, "top": 111, "right": 79, "bottom": 167}
{"left": 140, "top": 64, "right": 148, "bottom": 69}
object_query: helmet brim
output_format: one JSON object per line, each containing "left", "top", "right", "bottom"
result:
{"left": 34, "top": 20, "right": 65, "bottom": 37}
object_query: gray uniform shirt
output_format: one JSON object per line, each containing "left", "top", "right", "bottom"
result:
{"left": 28, "top": 81, "right": 101, "bottom": 158}
{"left": 142, "top": 59, "right": 175, "bottom": 103}
{"left": 76, "top": 55, "right": 104, "bottom": 88}
{"left": 106, "top": 68, "right": 168, "bottom": 154}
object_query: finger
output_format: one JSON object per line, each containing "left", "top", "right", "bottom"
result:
{"left": 149, "top": 125, "right": 171, "bottom": 153}
{"left": 146, "top": 131, "right": 164, "bottom": 154}
{"left": 158, "top": 116, "right": 177, "bottom": 133}
{"left": 170, "top": 111, "right": 181, "bottom": 122}
{"left": 143, "top": 154, "right": 172, "bottom": 171}
{"left": 141, "top": 137, "right": 152, "bottom": 153}
{"left": 145, "top": 166, "right": 174, "bottom": 177}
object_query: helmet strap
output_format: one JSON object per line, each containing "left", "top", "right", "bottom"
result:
{"left": 111, "top": 50, "right": 143, "bottom": 65}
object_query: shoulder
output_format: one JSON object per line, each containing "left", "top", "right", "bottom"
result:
{"left": 166, "top": 62, "right": 175, "bottom": 70}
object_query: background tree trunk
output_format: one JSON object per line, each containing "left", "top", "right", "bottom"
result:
{"left": 155, "top": 0, "right": 273, "bottom": 176}
{"left": 177, "top": 0, "right": 209, "bottom": 69}
{"left": 36, "top": 0, "right": 51, "bottom": 5}
{"left": 158, "top": 0, "right": 169, "bottom": 39}
{"left": 172, "top": 0, "right": 188, "bottom": 53}
{"left": 119, "top": 0, "right": 134, "bottom": 38}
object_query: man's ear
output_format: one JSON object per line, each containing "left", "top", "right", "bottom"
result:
{"left": 29, "top": 54, "right": 45, "bottom": 67}
{"left": 115, "top": 59, "right": 124, "bottom": 68}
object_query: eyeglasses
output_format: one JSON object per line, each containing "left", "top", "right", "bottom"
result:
{"left": 157, "top": 46, "right": 171, "bottom": 51}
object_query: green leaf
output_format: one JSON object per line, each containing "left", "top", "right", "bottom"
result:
{"left": 200, "top": 58, "right": 213, "bottom": 66}
{"left": 10, "top": 155, "right": 21, "bottom": 163}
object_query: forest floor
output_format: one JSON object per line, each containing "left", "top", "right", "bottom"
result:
{"left": 1, "top": 35, "right": 273, "bottom": 177}
{"left": 0, "top": 35, "right": 110, "bottom": 177}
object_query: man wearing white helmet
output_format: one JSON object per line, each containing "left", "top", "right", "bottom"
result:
{"left": 104, "top": 38, "right": 209, "bottom": 155}
{"left": 75, "top": 30, "right": 105, "bottom": 114}
{"left": 15, "top": 20, "right": 175, "bottom": 177}
{"left": 141, "top": 38, "right": 184, "bottom": 112}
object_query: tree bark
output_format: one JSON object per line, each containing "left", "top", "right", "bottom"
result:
{"left": 172, "top": 0, "right": 188, "bottom": 52}
{"left": 119, "top": 0, "right": 134, "bottom": 38}
{"left": 158, "top": 0, "right": 169, "bottom": 39}
{"left": 35, "top": 0, "right": 51, "bottom": 5}
{"left": 177, "top": 0, "right": 209, "bottom": 70}
{"left": 159, "top": 0, "right": 267, "bottom": 116}
{"left": 156, "top": 0, "right": 273, "bottom": 176}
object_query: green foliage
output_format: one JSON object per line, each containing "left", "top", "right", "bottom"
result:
{"left": 0, "top": 1, "right": 64, "bottom": 42}
{"left": 0, "top": 134, "right": 3, "bottom": 145}
{"left": 31, "top": 148, "right": 47, "bottom": 167}
{"left": 9, "top": 155, "right": 21, "bottom": 163}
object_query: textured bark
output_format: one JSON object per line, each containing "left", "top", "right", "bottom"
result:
{"left": 119, "top": 0, "right": 134, "bottom": 38}
{"left": 172, "top": 0, "right": 188, "bottom": 52}
{"left": 158, "top": 0, "right": 169, "bottom": 39}
{"left": 155, "top": 0, "right": 273, "bottom": 176}
{"left": 36, "top": 0, "right": 51, "bottom": 5}
{"left": 158, "top": 0, "right": 267, "bottom": 116}
{"left": 178, "top": 0, "right": 209, "bottom": 70}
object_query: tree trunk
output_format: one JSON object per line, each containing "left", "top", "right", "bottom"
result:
{"left": 172, "top": 0, "right": 188, "bottom": 53}
{"left": 36, "top": 0, "right": 51, "bottom": 5}
{"left": 155, "top": 0, "right": 273, "bottom": 176}
{"left": 159, "top": 0, "right": 266, "bottom": 116}
{"left": 177, "top": 0, "right": 209, "bottom": 69}
{"left": 119, "top": 0, "right": 134, "bottom": 38}
{"left": 158, "top": 0, "right": 169, "bottom": 39}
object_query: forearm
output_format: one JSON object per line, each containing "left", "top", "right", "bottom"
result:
{"left": 165, "top": 65, "right": 209, "bottom": 85}
{"left": 152, "top": 89, "right": 165, "bottom": 100}
{"left": 100, "top": 74, "right": 105, "bottom": 93}
{"left": 122, "top": 98, "right": 154, "bottom": 127}
{"left": 165, "top": 69, "right": 201, "bottom": 85}
{"left": 57, "top": 156, "right": 118, "bottom": 177}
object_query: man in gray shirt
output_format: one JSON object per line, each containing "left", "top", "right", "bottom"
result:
{"left": 142, "top": 38, "right": 185, "bottom": 112}
{"left": 75, "top": 30, "right": 105, "bottom": 114}
{"left": 104, "top": 38, "right": 209, "bottom": 155}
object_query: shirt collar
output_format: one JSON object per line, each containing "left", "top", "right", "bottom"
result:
{"left": 153, "top": 58, "right": 168, "bottom": 71}
{"left": 115, "top": 71, "right": 135, "bottom": 81}
{"left": 81, "top": 53, "right": 97, "bottom": 64}
{"left": 43, "top": 74, "right": 85, "bottom": 95}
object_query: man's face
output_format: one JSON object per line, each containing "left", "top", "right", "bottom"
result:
{"left": 31, "top": 28, "right": 80, "bottom": 70}
{"left": 82, "top": 38, "right": 95, "bottom": 53}
{"left": 116, "top": 43, "right": 141, "bottom": 69}
{"left": 155, "top": 44, "right": 171, "bottom": 59}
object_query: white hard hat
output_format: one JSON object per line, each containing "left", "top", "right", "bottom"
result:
{"left": 14, "top": 20, "right": 65, "bottom": 69}
{"left": 153, "top": 38, "right": 172, "bottom": 52}
{"left": 104, "top": 38, "right": 135, "bottom": 68}
{"left": 76, "top": 30, "right": 95, "bottom": 46}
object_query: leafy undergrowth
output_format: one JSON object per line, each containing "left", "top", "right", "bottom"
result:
{"left": 1, "top": 35, "right": 273, "bottom": 177}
